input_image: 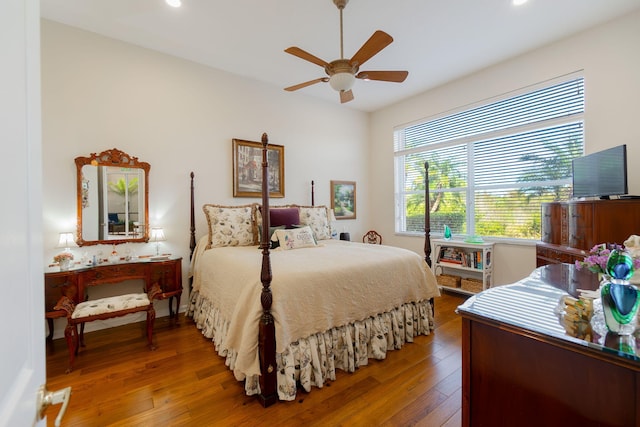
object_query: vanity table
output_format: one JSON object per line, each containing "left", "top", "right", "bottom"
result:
{"left": 45, "top": 257, "right": 182, "bottom": 340}
{"left": 46, "top": 148, "right": 182, "bottom": 339}
{"left": 457, "top": 263, "right": 640, "bottom": 426}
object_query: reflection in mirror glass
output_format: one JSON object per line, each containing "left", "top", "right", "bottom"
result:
{"left": 75, "top": 148, "right": 150, "bottom": 246}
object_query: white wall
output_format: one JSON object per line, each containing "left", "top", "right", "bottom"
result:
{"left": 41, "top": 10, "right": 640, "bottom": 336}
{"left": 370, "top": 10, "right": 640, "bottom": 286}
{"left": 41, "top": 20, "right": 369, "bottom": 336}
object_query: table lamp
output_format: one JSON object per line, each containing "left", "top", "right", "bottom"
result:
{"left": 55, "top": 232, "right": 78, "bottom": 271}
{"left": 329, "top": 209, "right": 338, "bottom": 239}
{"left": 56, "top": 232, "right": 77, "bottom": 253}
{"left": 150, "top": 227, "right": 166, "bottom": 256}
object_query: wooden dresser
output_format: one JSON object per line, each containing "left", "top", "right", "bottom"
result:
{"left": 536, "top": 199, "right": 640, "bottom": 266}
{"left": 45, "top": 257, "right": 182, "bottom": 340}
{"left": 457, "top": 264, "right": 640, "bottom": 426}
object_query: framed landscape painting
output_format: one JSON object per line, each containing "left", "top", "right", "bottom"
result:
{"left": 331, "top": 180, "right": 356, "bottom": 220}
{"left": 232, "top": 138, "right": 284, "bottom": 198}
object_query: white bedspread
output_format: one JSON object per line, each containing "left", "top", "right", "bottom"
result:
{"left": 191, "top": 238, "right": 440, "bottom": 380}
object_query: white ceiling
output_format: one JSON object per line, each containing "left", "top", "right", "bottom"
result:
{"left": 40, "top": 0, "right": 640, "bottom": 112}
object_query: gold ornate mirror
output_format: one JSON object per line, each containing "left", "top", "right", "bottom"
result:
{"left": 75, "top": 148, "right": 150, "bottom": 246}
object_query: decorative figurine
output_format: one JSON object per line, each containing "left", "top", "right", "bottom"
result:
{"left": 600, "top": 248, "right": 640, "bottom": 335}
{"left": 443, "top": 224, "right": 452, "bottom": 240}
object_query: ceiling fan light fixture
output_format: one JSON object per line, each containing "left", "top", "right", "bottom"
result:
{"left": 283, "top": 0, "right": 407, "bottom": 103}
{"left": 329, "top": 72, "right": 355, "bottom": 92}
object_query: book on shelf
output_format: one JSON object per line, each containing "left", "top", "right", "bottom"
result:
{"left": 475, "top": 251, "right": 483, "bottom": 269}
{"left": 440, "top": 258, "right": 463, "bottom": 265}
{"left": 439, "top": 247, "right": 484, "bottom": 270}
{"left": 438, "top": 247, "right": 464, "bottom": 264}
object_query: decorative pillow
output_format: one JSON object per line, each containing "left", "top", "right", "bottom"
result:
{"left": 203, "top": 204, "right": 258, "bottom": 249}
{"left": 270, "top": 207, "right": 300, "bottom": 228}
{"left": 272, "top": 226, "right": 317, "bottom": 250}
{"left": 296, "top": 205, "right": 331, "bottom": 240}
{"left": 255, "top": 205, "right": 289, "bottom": 228}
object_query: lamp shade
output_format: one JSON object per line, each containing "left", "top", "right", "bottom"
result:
{"left": 150, "top": 227, "right": 166, "bottom": 242}
{"left": 56, "top": 232, "right": 77, "bottom": 249}
{"left": 329, "top": 72, "right": 355, "bottom": 92}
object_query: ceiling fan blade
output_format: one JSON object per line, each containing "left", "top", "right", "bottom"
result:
{"left": 284, "top": 47, "right": 330, "bottom": 68}
{"left": 350, "top": 30, "right": 393, "bottom": 67}
{"left": 340, "top": 90, "right": 354, "bottom": 103}
{"left": 284, "top": 78, "right": 328, "bottom": 92}
{"left": 356, "top": 70, "right": 408, "bottom": 83}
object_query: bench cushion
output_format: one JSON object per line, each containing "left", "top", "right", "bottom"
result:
{"left": 72, "top": 293, "right": 150, "bottom": 319}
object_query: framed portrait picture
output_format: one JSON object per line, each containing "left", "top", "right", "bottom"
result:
{"left": 232, "top": 138, "right": 284, "bottom": 198}
{"left": 331, "top": 180, "right": 356, "bottom": 220}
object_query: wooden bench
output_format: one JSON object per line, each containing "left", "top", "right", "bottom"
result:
{"left": 54, "top": 283, "right": 161, "bottom": 373}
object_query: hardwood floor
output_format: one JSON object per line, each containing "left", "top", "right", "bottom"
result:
{"left": 45, "top": 291, "right": 467, "bottom": 426}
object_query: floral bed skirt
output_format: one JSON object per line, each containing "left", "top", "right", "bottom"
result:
{"left": 187, "top": 290, "right": 435, "bottom": 401}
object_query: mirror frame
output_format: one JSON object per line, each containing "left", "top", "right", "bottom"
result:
{"left": 75, "top": 148, "right": 150, "bottom": 246}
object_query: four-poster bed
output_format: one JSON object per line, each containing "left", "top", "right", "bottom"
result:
{"left": 187, "top": 133, "right": 437, "bottom": 406}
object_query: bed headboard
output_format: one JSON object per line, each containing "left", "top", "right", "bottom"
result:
{"left": 189, "top": 156, "right": 433, "bottom": 264}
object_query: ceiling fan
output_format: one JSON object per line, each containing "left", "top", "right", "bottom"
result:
{"left": 284, "top": 0, "right": 408, "bottom": 104}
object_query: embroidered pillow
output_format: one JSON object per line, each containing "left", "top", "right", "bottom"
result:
{"left": 203, "top": 204, "right": 258, "bottom": 249}
{"left": 296, "top": 205, "right": 331, "bottom": 240}
{"left": 272, "top": 226, "right": 317, "bottom": 250}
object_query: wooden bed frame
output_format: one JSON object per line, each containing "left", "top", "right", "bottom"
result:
{"left": 189, "top": 133, "right": 432, "bottom": 407}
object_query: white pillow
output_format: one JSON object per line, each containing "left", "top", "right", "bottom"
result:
{"left": 272, "top": 226, "right": 317, "bottom": 250}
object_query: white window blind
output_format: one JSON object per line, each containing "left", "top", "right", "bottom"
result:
{"left": 394, "top": 76, "right": 584, "bottom": 239}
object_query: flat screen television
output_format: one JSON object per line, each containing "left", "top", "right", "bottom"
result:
{"left": 572, "top": 144, "right": 628, "bottom": 199}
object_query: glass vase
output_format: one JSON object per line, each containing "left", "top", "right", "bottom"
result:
{"left": 601, "top": 281, "right": 640, "bottom": 335}
{"left": 443, "top": 225, "right": 452, "bottom": 240}
{"left": 601, "top": 249, "right": 640, "bottom": 335}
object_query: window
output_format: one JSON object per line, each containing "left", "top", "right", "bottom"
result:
{"left": 394, "top": 76, "right": 584, "bottom": 240}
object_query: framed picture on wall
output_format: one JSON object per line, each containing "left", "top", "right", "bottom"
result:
{"left": 331, "top": 180, "right": 356, "bottom": 220}
{"left": 232, "top": 138, "right": 284, "bottom": 198}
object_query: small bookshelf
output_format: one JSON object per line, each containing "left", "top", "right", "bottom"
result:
{"left": 432, "top": 239, "right": 494, "bottom": 295}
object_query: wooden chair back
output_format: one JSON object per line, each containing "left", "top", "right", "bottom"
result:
{"left": 363, "top": 230, "right": 382, "bottom": 245}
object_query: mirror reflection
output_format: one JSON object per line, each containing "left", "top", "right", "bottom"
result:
{"left": 75, "top": 148, "right": 150, "bottom": 246}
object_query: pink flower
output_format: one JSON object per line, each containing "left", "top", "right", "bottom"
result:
{"left": 575, "top": 243, "right": 639, "bottom": 275}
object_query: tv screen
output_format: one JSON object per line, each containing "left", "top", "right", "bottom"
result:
{"left": 572, "top": 144, "right": 628, "bottom": 199}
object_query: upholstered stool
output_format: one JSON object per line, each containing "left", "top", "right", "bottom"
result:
{"left": 55, "top": 283, "right": 161, "bottom": 373}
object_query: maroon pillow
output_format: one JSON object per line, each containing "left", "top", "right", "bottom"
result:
{"left": 270, "top": 207, "right": 300, "bottom": 228}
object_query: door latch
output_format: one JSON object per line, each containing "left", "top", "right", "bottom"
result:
{"left": 36, "top": 385, "right": 71, "bottom": 427}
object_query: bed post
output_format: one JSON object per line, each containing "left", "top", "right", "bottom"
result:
{"left": 189, "top": 172, "right": 196, "bottom": 294}
{"left": 424, "top": 161, "right": 432, "bottom": 267}
{"left": 258, "top": 133, "right": 277, "bottom": 407}
{"left": 424, "top": 161, "right": 435, "bottom": 314}
{"left": 189, "top": 172, "right": 196, "bottom": 258}
{"left": 311, "top": 180, "right": 315, "bottom": 206}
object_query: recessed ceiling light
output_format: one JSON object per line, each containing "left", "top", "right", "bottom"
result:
{"left": 513, "top": 0, "right": 528, "bottom": 5}
{"left": 166, "top": 0, "right": 181, "bottom": 7}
